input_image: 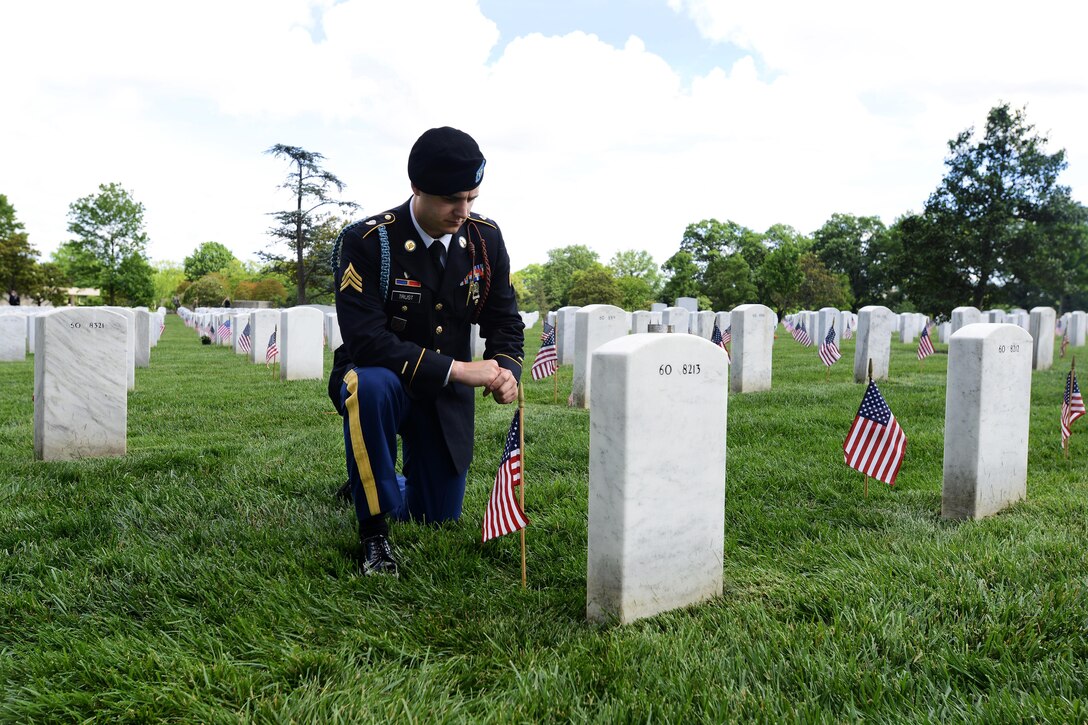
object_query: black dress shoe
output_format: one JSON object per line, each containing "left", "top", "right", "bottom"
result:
{"left": 335, "top": 480, "right": 353, "bottom": 504}
{"left": 361, "top": 534, "right": 398, "bottom": 576}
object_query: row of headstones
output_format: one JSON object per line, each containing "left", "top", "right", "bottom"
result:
{"left": 1, "top": 306, "right": 166, "bottom": 367}
{"left": 30, "top": 306, "right": 166, "bottom": 461}
{"left": 585, "top": 322, "right": 1036, "bottom": 624}
{"left": 534, "top": 303, "right": 1079, "bottom": 412}
{"left": 178, "top": 306, "right": 544, "bottom": 381}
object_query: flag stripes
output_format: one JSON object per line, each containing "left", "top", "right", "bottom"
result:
{"left": 482, "top": 410, "right": 529, "bottom": 542}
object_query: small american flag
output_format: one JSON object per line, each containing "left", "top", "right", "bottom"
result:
{"left": 159, "top": 318, "right": 165, "bottom": 336}
{"left": 1062, "top": 366, "right": 1085, "bottom": 447}
{"left": 842, "top": 319, "right": 853, "bottom": 340}
{"left": 1061, "top": 332, "right": 1069, "bottom": 358}
{"left": 531, "top": 323, "right": 558, "bottom": 381}
{"left": 917, "top": 322, "right": 935, "bottom": 360}
{"left": 795, "top": 321, "right": 812, "bottom": 347}
{"left": 843, "top": 381, "right": 907, "bottom": 486}
{"left": 711, "top": 323, "right": 731, "bottom": 362}
{"left": 217, "top": 319, "right": 231, "bottom": 340}
{"left": 239, "top": 322, "right": 252, "bottom": 354}
{"left": 711, "top": 323, "right": 728, "bottom": 350}
{"left": 265, "top": 330, "right": 279, "bottom": 365}
{"left": 819, "top": 325, "right": 841, "bottom": 367}
{"left": 482, "top": 410, "right": 529, "bottom": 542}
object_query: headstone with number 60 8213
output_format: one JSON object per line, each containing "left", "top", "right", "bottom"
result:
{"left": 587, "top": 333, "right": 727, "bottom": 624}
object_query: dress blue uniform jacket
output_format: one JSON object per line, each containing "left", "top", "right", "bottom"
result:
{"left": 330, "top": 198, "right": 525, "bottom": 474}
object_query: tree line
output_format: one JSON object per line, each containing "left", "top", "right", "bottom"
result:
{"left": 0, "top": 144, "right": 357, "bottom": 309}
{"left": 4, "top": 104, "right": 1083, "bottom": 315}
{"left": 515, "top": 103, "right": 1088, "bottom": 318}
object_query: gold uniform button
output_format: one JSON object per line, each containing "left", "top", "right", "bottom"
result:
{"left": 435, "top": 303, "right": 443, "bottom": 311}
{"left": 435, "top": 325, "right": 444, "bottom": 335}
{"left": 401, "top": 305, "right": 408, "bottom": 312}
{"left": 435, "top": 349, "right": 441, "bottom": 354}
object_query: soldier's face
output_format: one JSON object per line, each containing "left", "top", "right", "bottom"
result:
{"left": 412, "top": 185, "right": 479, "bottom": 237}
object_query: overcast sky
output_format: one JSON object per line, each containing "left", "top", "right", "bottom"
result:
{"left": 4, "top": 0, "right": 1087, "bottom": 273}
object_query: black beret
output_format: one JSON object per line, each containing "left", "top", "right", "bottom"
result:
{"left": 408, "top": 127, "right": 486, "bottom": 195}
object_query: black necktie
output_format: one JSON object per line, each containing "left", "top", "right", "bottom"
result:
{"left": 429, "top": 241, "right": 445, "bottom": 276}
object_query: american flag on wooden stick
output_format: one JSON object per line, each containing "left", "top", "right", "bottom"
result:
{"left": 217, "top": 319, "right": 230, "bottom": 341}
{"left": 819, "top": 324, "right": 841, "bottom": 367}
{"left": 843, "top": 380, "right": 907, "bottom": 486}
{"left": 531, "top": 322, "right": 558, "bottom": 381}
{"left": 482, "top": 410, "right": 529, "bottom": 542}
{"left": 1061, "top": 332, "right": 1069, "bottom": 358}
{"left": 239, "top": 322, "right": 252, "bottom": 354}
{"left": 265, "top": 330, "right": 279, "bottom": 365}
{"left": 917, "top": 322, "right": 935, "bottom": 360}
{"left": 1062, "top": 366, "right": 1085, "bottom": 448}
{"left": 794, "top": 321, "right": 812, "bottom": 347}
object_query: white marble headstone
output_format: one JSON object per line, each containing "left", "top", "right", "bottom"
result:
{"left": 325, "top": 312, "right": 343, "bottom": 352}
{"left": 730, "top": 303, "right": 774, "bottom": 393}
{"left": 249, "top": 309, "right": 279, "bottom": 363}
{"left": 817, "top": 307, "right": 839, "bottom": 347}
{"left": 279, "top": 307, "right": 325, "bottom": 381}
{"left": 951, "top": 306, "right": 982, "bottom": 334}
{"left": 0, "top": 315, "right": 27, "bottom": 361}
{"left": 675, "top": 296, "right": 698, "bottom": 314}
{"left": 103, "top": 307, "right": 136, "bottom": 390}
{"left": 631, "top": 311, "right": 651, "bottom": 334}
{"left": 555, "top": 306, "right": 580, "bottom": 365}
{"left": 34, "top": 309, "right": 128, "bottom": 461}
{"left": 1028, "top": 306, "right": 1056, "bottom": 371}
{"left": 233, "top": 313, "right": 251, "bottom": 354}
{"left": 1069, "top": 311, "right": 1087, "bottom": 347}
{"left": 470, "top": 324, "right": 486, "bottom": 360}
{"left": 571, "top": 304, "right": 628, "bottom": 408}
{"left": 650, "top": 302, "right": 667, "bottom": 313}
{"left": 854, "top": 305, "right": 896, "bottom": 383}
{"left": 694, "top": 310, "right": 716, "bottom": 339}
{"left": 942, "top": 323, "right": 1032, "bottom": 520}
{"left": 133, "top": 309, "right": 151, "bottom": 368}
{"left": 587, "top": 332, "right": 727, "bottom": 624}
{"left": 661, "top": 307, "right": 689, "bottom": 334}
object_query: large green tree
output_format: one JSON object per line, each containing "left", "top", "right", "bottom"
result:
{"left": 811, "top": 213, "right": 889, "bottom": 306}
{"left": 567, "top": 263, "right": 622, "bottom": 307}
{"left": 265, "top": 145, "right": 359, "bottom": 305}
{"left": 897, "top": 103, "right": 1083, "bottom": 312}
{"left": 533, "top": 245, "right": 599, "bottom": 309}
{"left": 794, "top": 253, "right": 853, "bottom": 310}
{"left": 184, "top": 241, "right": 237, "bottom": 281}
{"left": 263, "top": 212, "right": 344, "bottom": 304}
{"left": 703, "top": 253, "right": 758, "bottom": 311}
{"left": 0, "top": 195, "right": 39, "bottom": 297}
{"left": 756, "top": 242, "right": 805, "bottom": 318}
{"left": 660, "top": 250, "right": 701, "bottom": 302}
{"left": 65, "top": 182, "right": 152, "bottom": 305}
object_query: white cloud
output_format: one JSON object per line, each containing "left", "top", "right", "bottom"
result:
{"left": 2, "top": 0, "right": 1086, "bottom": 277}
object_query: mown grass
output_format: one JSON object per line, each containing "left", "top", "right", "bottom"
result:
{"left": 1, "top": 317, "right": 1087, "bottom": 722}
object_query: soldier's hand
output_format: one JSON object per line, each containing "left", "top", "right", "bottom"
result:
{"left": 449, "top": 360, "right": 518, "bottom": 404}
{"left": 484, "top": 368, "right": 518, "bottom": 404}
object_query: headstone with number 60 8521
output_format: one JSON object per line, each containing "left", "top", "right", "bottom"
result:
{"left": 34, "top": 309, "right": 128, "bottom": 461}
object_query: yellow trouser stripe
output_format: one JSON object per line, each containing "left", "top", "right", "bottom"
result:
{"left": 343, "top": 369, "right": 381, "bottom": 516}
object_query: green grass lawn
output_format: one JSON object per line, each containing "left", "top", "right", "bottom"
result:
{"left": 2, "top": 317, "right": 1087, "bottom": 722}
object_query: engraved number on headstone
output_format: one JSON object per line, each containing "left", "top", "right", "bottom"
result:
{"left": 682, "top": 363, "right": 701, "bottom": 375}
{"left": 997, "top": 344, "right": 1020, "bottom": 353}
{"left": 659, "top": 364, "right": 672, "bottom": 375}
{"left": 70, "top": 322, "right": 81, "bottom": 329}
{"left": 89, "top": 322, "right": 105, "bottom": 329}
